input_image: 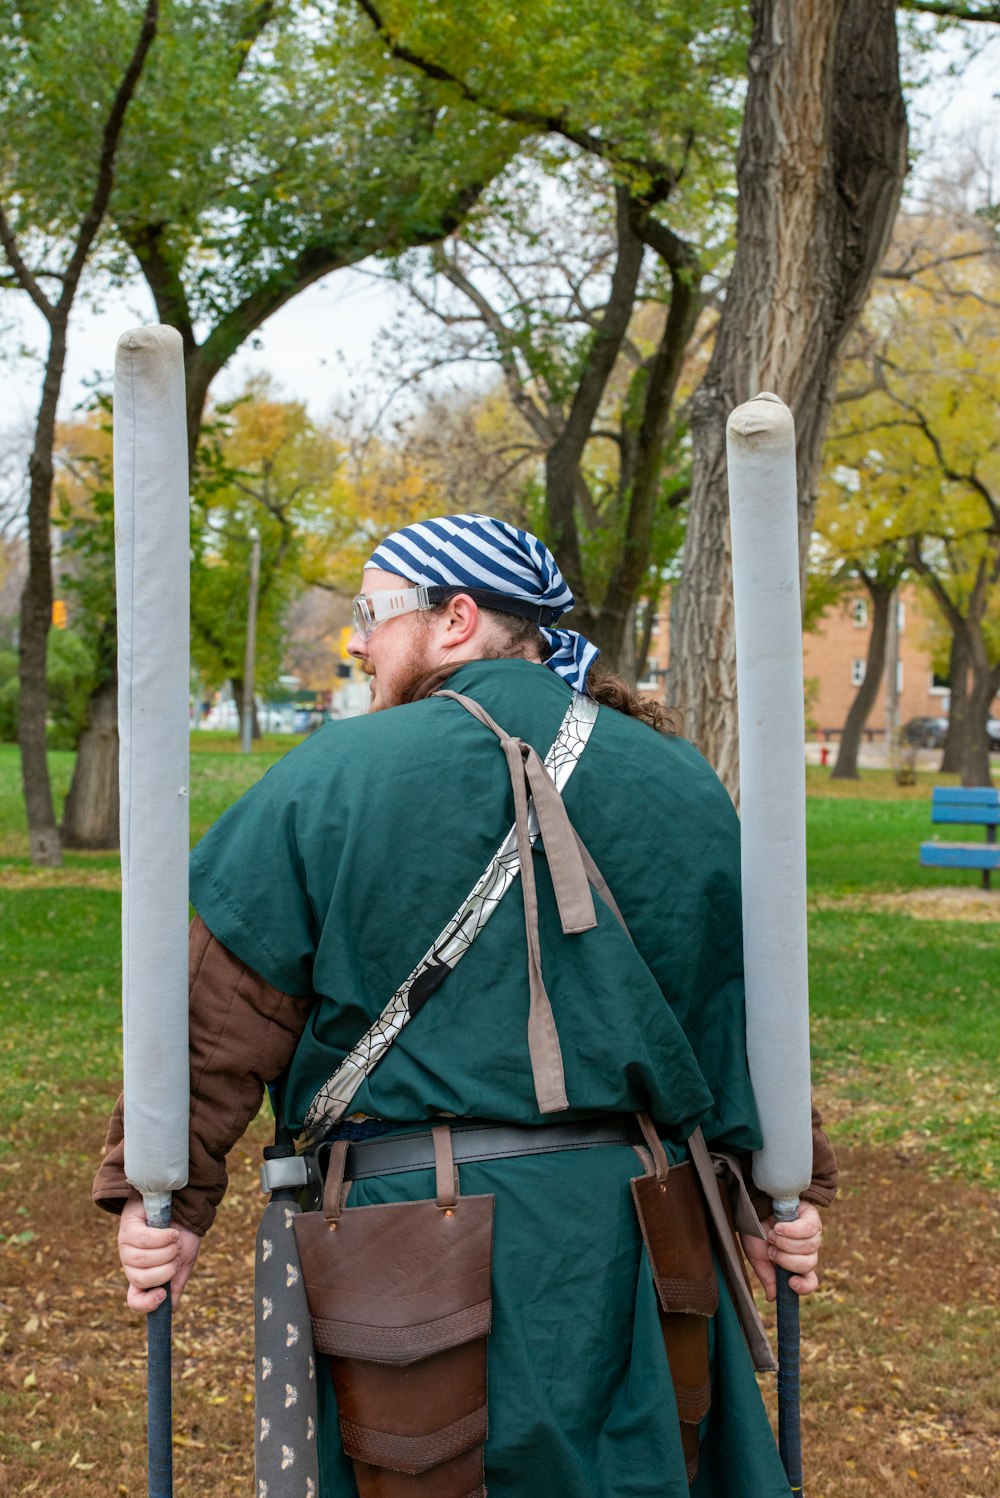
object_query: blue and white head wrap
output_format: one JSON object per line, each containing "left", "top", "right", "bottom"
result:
{"left": 366, "top": 513, "right": 600, "bottom": 693}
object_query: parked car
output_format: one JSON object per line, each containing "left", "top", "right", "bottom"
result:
{"left": 988, "top": 719, "right": 1000, "bottom": 750}
{"left": 902, "top": 716, "right": 949, "bottom": 749}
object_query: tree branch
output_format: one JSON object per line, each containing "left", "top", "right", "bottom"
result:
{"left": 880, "top": 248, "right": 994, "bottom": 281}
{"left": 896, "top": 0, "right": 1000, "bottom": 21}
{"left": 0, "top": 207, "right": 54, "bottom": 319}
{"left": 58, "top": 0, "right": 159, "bottom": 309}
{"left": 234, "top": 0, "right": 278, "bottom": 72}
{"left": 122, "top": 221, "right": 197, "bottom": 355}
{"left": 553, "top": 187, "right": 645, "bottom": 466}
{"left": 432, "top": 243, "right": 556, "bottom": 445}
{"left": 183, "top": 171, "right": 490, "bottom": 438}
{"left": 598, "top": 219, "right": 702, "bottom": 637}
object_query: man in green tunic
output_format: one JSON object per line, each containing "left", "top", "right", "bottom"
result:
{"left": 99, "top": 513, "right": 833, "bottom": 1496}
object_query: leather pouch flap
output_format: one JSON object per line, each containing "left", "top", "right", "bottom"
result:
{"left": 631, "top": 1161, "right": 719, "bottom": 1318}
{"left": 294, "top": 1193, "right": 494, "bottom": 1365}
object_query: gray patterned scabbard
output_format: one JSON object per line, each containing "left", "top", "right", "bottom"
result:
{"left": 254, "top": 1198, "right": 319, "bottom": 1497}
{"left": 301, "top": 691, "right": 599, "bottom": 1144}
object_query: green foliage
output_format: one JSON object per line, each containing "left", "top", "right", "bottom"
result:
{"left": 189, "top": 383, "right": 353, "bottom": 694}
{"left": 47, "top": 386, "right": 357, "bottom": 706}
{"left": 53, "top": 402, "right": 117, "bottom": 691}
{"left": 357, "top": 0, "right": 748, "bottom": 206}
{"left": 0, "top": 1, "right": 519, "bottom": 322}
{"left": 817, "top": 200, "right": 1000, "bottom": 648}
{"left": 0, "top": 629, "right": 96, "bottom": 748}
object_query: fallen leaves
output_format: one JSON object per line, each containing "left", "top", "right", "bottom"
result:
{"left": 1, "top": 1120, "right": 998, "bottom": 1496}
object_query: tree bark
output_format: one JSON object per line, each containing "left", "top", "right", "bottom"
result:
{"left": 16, "top": 326, "right": 65, "bottom": 864}
{"left": 232, "top": 676, "right": 261, "bottom": 742}
{"left": 911, "top": 545, "right": 999, "bottom": 788}
{"left": 666, "top": 0, "right": 908, "bottom": 791}
{"left": 61, "top": 675, "right": 120, "bottom": 849}
{"left": 940, "top": 626, "right": 969, "bottom": 774}
{"left": 961, "top": 636, "right": 996, "bottom": 788}
{"left": 831, "top": 585, "right": 892, "bottom": 779}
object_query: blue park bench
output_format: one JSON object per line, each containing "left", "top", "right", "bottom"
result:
{"left": 920, "top": 786, "right": 1000, "bottom": 891}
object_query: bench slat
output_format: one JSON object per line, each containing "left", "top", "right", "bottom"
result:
{"left": 920, "top": 841, "right": 1000, "bottom": 869}
{"left": 931, "top": 806, "right": 1000, "bottom": 826}
{"left": 931, "top": 786, "right": 1000, "bottom": 807}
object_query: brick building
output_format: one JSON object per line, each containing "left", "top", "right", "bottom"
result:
{"left": 801, "top": 584, "right": 950, "bottom": 737}
{"left": 637, "top": 583, "right": 999, "bottom": 735}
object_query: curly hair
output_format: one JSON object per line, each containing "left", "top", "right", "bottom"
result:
{"left": 478, "top": 609, "right": 680, "bottom": 737}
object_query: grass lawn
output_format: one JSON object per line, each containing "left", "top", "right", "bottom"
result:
{"left": 0, "top": 740, "right": 996, "bottom": 1181}
{"left": 0, "top": 738, "right": 997, "bottom": 1497}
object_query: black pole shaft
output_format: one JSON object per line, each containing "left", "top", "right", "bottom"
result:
{"left": 145, "top": 1198, "right": 174, "bottom": 1497}
{"left": 776, "top": 1265, "right": 803, "bottom": 1495}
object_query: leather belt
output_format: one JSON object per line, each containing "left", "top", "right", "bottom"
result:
{"left": 259, "top": 1115, "right": 640, "bottom": 1195}
{"left": 339, "top": 1115, "right": 636, "bottom": 1181}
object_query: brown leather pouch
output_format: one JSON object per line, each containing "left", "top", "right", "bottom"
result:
{"left": 294, "top": 1128, "right": 494, "bottom": 1498}
{"left": 630, "top": 1114, "right": 719, "bottom": 1484}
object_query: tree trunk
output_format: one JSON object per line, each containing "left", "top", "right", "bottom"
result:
{"left": 17, "top": 325, "right": 67, "bottom": 867}
{"left": 61, "top": 675, "right": 120, "bottom": 849}
{"left": 962, "top": 641, "right": 996, "bottom": 789}
{"left": 594, "top": 215, "right": 702, "bottom": 671}
{"left": 9, "top": 1, "right": 157, "bottom": 867}
{"left": 232, "top": 676, "right": 261, "bottom": 741}
{"left": 940, "top": 626, "right": 969, "bottom": 775}
{"left": 666, "top": 0, "right": 908, "bottom": 791}
{"left": 545, "top": 187, "right": 645, "bottom": 627}
{"left": 831, "top": 585, "right": 891, "bottom": 779}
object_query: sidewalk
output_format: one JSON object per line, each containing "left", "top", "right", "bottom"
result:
{"left": 806, "top": 740, "right": 942, "bottom": 771}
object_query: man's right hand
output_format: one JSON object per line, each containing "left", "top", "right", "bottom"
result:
{"left": 118, "top": 1194, "right": 201, "bottom": 1313}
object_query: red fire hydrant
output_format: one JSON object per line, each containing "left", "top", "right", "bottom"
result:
{"left": 820, "top": 745, "right": 829, "bottom": 767}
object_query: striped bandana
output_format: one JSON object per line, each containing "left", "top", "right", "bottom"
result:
{"left": 366, "top": 513, "right": 600, "bottom": 693}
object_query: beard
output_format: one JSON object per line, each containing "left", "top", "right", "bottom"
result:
{"left": 363, "top": 634, "right": 438, "bottom": 712}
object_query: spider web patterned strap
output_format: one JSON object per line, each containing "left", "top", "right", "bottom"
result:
{"left": 301, "top": 692, "right": 599, "bottom": 1144}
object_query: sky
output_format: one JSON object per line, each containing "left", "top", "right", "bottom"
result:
{"left": 0, "top": 24, "right": 997, "bottom": 450}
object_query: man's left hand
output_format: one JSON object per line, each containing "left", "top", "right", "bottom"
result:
{"left": 741, "top": 1202, "right": 823, "bottom": 1300}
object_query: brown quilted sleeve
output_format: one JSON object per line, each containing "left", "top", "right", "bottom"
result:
{"left": 92, "top": 915, "right": 313, "bottom": 1235}
{"left": 803, "top": 1102, "right": 839, "bottom": 1209}
{"left": 736, "top": 1100, "right": 839, "bottom": 1220}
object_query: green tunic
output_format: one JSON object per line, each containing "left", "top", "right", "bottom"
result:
{"left": 190, "top": 659, "right": 791, "bottom": 1497}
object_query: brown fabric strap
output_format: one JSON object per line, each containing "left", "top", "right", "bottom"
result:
{"left": 433, "top": 1124, "right": 459, "bottom": 1208}
{"left": 687, "top": 1128, "right": 777, "bottom": 1373}
{"left": 321, "top": 1140, "right": 350, "bottom": 1221}
{"left": 437, "top": 691, "right": 596, "bottom": 932}
{"left": 312, "top": 1299, "right": 492, "bottom": 1363}
{"left": 436, "top": 688, "right": 602, "bottom": 1115}
{"left": 711, "top": 1151, "right": 770, "bottom": 1239}
{"left": 634, "top": 1110, "right": 670, "bottom": 1181}
{"left": 573, "top": 829, "right": 630, "bottom": 935}
{"left": 340, "top": 1403, "right": 488, "bottom": 1475}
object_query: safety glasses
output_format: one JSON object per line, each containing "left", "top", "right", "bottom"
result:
{"left": 351, "top": 585, "right": 437, "bottom": 641}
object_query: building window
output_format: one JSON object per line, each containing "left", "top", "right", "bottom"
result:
{"left": 896, "top": 661, "right": 904, "bottom": 693}
{"left": 851, "top": 598, "right": 868, "bottom": 628}
{"left": 930, "top": 671, "right": 949, "bottom": 698}
{"left": 896, "top": 600, "right": 905, "bottom": 631}
{"left": 850, "top": 659, "right": 866, "bottom": 687}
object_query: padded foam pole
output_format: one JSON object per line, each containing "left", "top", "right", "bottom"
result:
{"left": 727, "top": 391, "right": 813, "bottom": 1204}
